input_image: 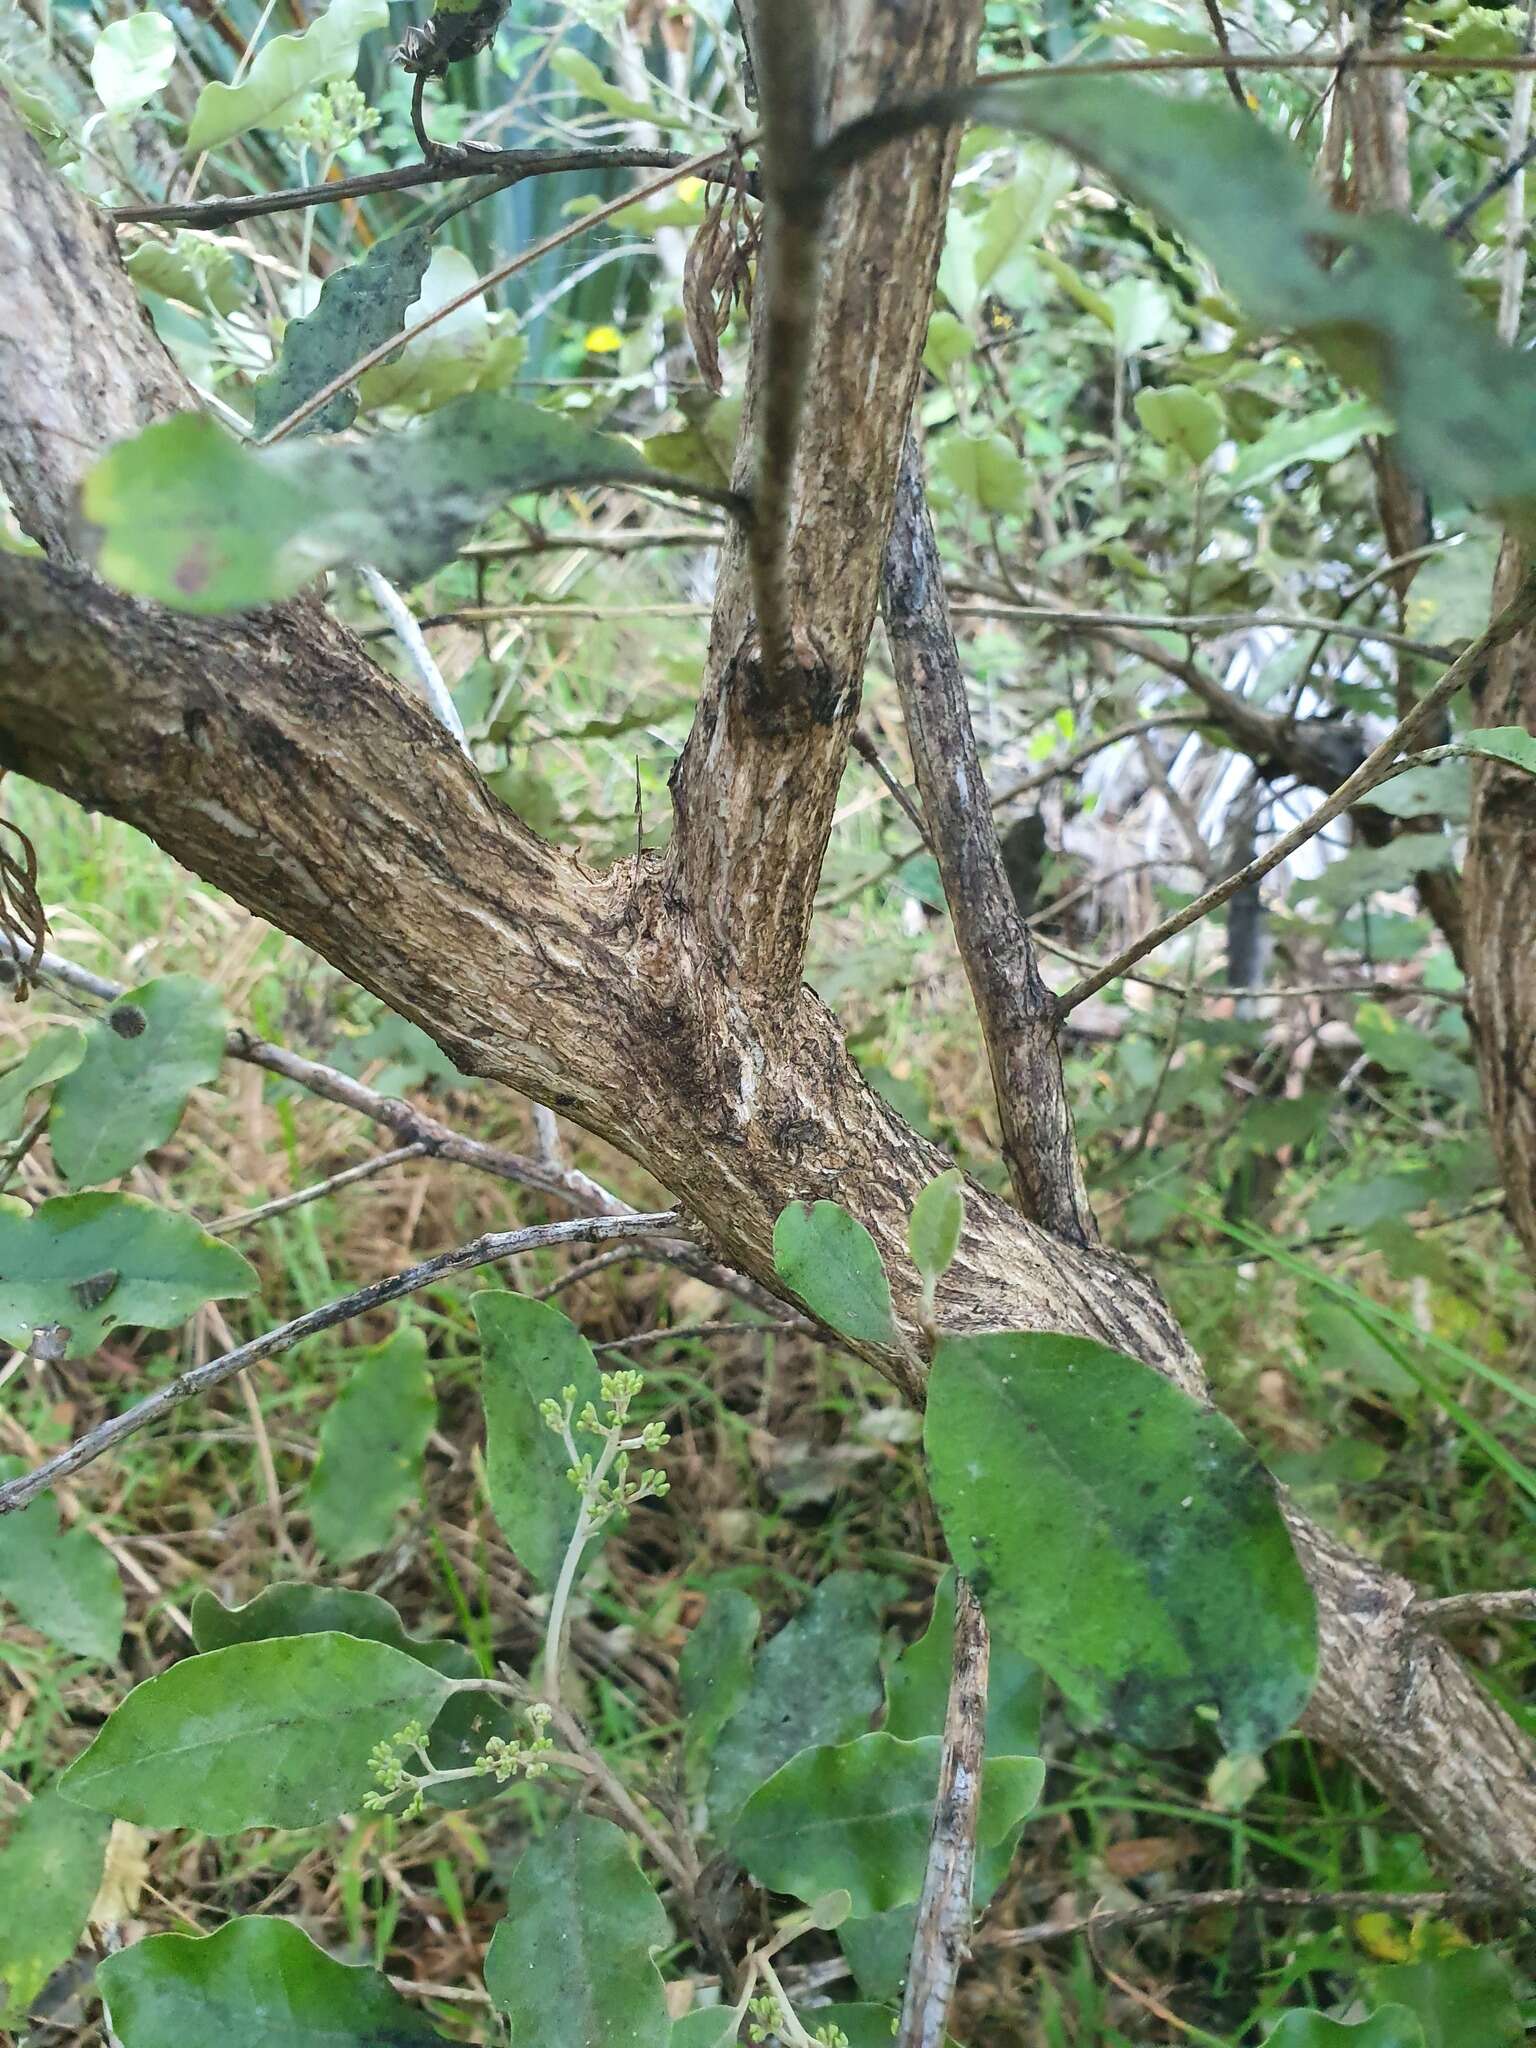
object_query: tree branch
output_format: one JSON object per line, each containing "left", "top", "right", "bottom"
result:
{"left": 0, "top": 1211, "right": 682, "bottom": 1515}
{"left": 664, "top": 0, "right": 983, "bottom": 994}
{"left": 882, "top": 438, "right": 1094, "bottom": 1244}
{"left": 897, "top": 1577, "right": 990, "bottom": 2048}
{"left": 108, "top": 145, "right": 710, "bottom": 228}
{"left": 1056, "top": 588, "right": 1536, "bottom": 1017}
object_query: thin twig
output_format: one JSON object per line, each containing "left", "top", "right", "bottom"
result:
{"left": 207, "top": 1143, "right": 429, "bottom": 1233}
{"left": 1056, "top": 585, "right": 1536, "bottom": 1017}
{"left": 0, "top": 1212, "right": 683, "bottom": 1516}
{"left": 360, "top": 566, "right": 470, "bottom": 756}
{"left": 1410, "top": 1588, "right": 1536, "bottom": 1629}
{"left": 897, "top": 1578, "right": 991, "bottom": 2048}
{"left": 947, "top": 601, "right": 1450, "bottom": 664}
{"left": 1499, "top": 5, "right": 1536, "bottom": 341}
{"left": 108, "top": 145, "right": 709, "bottom": 229}
{"left": 460, "top": 524, "right": 723, "bottom": 562}
{"left": 0, "top": 938, "right": 782, "bottom": 1317}
{"left": 257, "top": 143, "right": 745, "bottom": 447}
{"left": 1200, "top": 0, "right": 1251, "bottom": 110}
{"left": 976, "top": 1885, "right": 1500, "bottom": 1949}
{"left": 852, "top": 729, "right": 930, "bottom": 843}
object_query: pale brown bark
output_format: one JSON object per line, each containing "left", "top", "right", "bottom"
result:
{"left": 3, "top": 51, "right": 1536, "bottom": 1909}
{"left": 1466, "top": 538, "right": 1536, "bottom": 1273}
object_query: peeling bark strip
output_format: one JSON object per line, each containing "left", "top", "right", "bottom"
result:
{"left": 5, "top": 42, "right": 1536, "bottom": 1903}
{"left": 882, "top": 439, "right": 1096, "bottom": 1245}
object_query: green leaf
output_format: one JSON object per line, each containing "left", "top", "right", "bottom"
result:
{"left": 125, "top": 234, "right": 245, "bottom": 318}
{"left": 84, "top": 398, "right": 734, "bottom": 614}
{"left": 884, "top": 1569, "right": 1042, "bottom": 1759}
{"left": 923, "top": 310, "right": 973, "bottom": 376}
{"left": 974, "top": 149, "right": 1075, "bottom": 287}
{"left": 827, "top": 76, "right": 1536, "bottom": 531}
{"left": 771, "top": 1202, "right": 898, "bottom": 1349}
{"left": 680, "top": 1585, "right": 760, "bottom": 1767}
{"left": 1135, "top": 385, "right": 1225, "bottom": 467}
{"left": 0, "top": 1791, "right": 110, "bottom": 2024}
{"left": 253, "top": 226, "right": 435, "bottom": 439}
{"left": 1105, "top": 275, "right": 1179, "bottom": 355}
{"left": 550, "top": 46, "right": 687, "bottom": 131}
{"left": 908, "top": 1169, "right": 966, "bottom": 1292}
{"left": 184, "top": 0, "right": 387, "bottom": 155}
{"left": 99, "top": 1915, "right": 447, "bottom": 2047}
{"left": 304, "top": 1326, "right": 435, "bottom": 1564}
{"left": 59, "top": 1632, "right": 455, "bottom": 1830}
{"left": 1464, "top": 725, "right": 1536, "bottom": 776}
{"left": 933, "top": 429, "right": 1030, "bottom": 516}
{"left": 50, "top": 974, "right": 226, "bottom": 1186}
{"left": 1403, "top": 531, "right": 1500, "bottom": 642}
{"left": 924, "top": 1332, "right": 1317, "bottom": 1751}
{"left": 1261, "top": 2007, "right": 1426, "bottom": 2047}
{"left": 732, "top": 1731, "right": 1043, "bottom": 1917}
{"left": 0, "top": 1457, "right": 124, "bottom": 1661}
{"left": 91, "top": 12, "right": 175, "bottom": 114}
{"left": 831, "top": 2008, "right": 944, "bottom": 2048}
{"left": 1369, "top": 1951, "right": 1523, "bottom": 2048}
{"left": 708, "top": 1571, "right": 898, "bottom": 1827}
{"left": 356, "top": 247, "right": 527, "bottom": 417}
{"left": 0, "top": 1027, "right": 86, "bottom": 1137}
{"left": 0, "top": 1193, "right": 255, "bottom": 1359}
{"left": 476, "top": 1291, "right": 599, "bottom": 1589}
{"left": 1228, "top": 398, "right": 1393, "bottom": 492}
{"left": 484, "top": 1813, "right": 672, "bottom": 2048}
{"left": 189, "top": 1581, "right": 515, "bottom": 1811}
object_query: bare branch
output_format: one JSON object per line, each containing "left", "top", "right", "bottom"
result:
{"left": 460, "top": 525, "right": 723, "bottom": 562}
{"left": 1411, "top": 1588, "right": 1536, "bottom": 1630}
{"left": 897, "top": 1577, "right": 990, "bottom": 2048}
{"left": 0, "top": 1211, "right": 683, "bottom": 1516}
{"left": 883, "top": 439, "right": 1094, "bottom": 1243}
{"left": 108, "top": 145, "right": 709, "bottom": 229}
{"left": 1057, "top": 585, "right": 1536, "bottom": 1017}
{"left": 360, "top": 564, "right": 470, "bottom": 755}
{"left": 977, "top": 1884, "right": 1501, "bottom": 1950}
{"left": 208, "top": 1142, "right": 429, "bottom": 1233}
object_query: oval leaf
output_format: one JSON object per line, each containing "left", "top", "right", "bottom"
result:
{"left": 50, "top": 975, "right": 227, "bottom": 1187}
{"left": 1135, "top": 384, "right": 1225, "bottom": 467}
{"left": 59, "top": 1632, "right": 455, "bottom": 1830}
{"left": 707, "top": 1571, "right": 898, "bottom": 1828}
{"left": 476, "top": 1291, "right": 599, "bottom": 1589}
{"left": 924, "top": 1332, "right": 1317, "bottom": 1751}
{"left": 84, "top": 397, "right": 739, "bottom": 615}
{"left": 908, "top": 1169, "right": 966, "bottom": 1292}
{"left": 189, "top": 1580, "right": 515, "bottom": 1813}
{"left": 484, "top": 1813, "right": 671, "bottom": 2048}
{"left": 0, "top": 1791, "right": 110, "bottom": 2024}
{"left": 1464, "top": 726, "right": 1536, "bottom": 776}
{"left": 304, "top": 1326, "right": 435, "bottom": 1565}
{"left": 99, "top": 1915, "right": 447, "bottom": 2047}
{"left": 0, "top": 1026, "right": 86, "bottom": 1138}
{"left": 732, "top": 1731, "right": 1043, "bottom": 1918}
{"left": 0, "top": 1193, "right": 255, "bottom": 1359}
{"left": 772, "top": 1201, "right": 897, "bottom": 1349}
{"left": 184, "top": 0, "right": 387, "bottom": 155}
{"left": 91, "top": 12, "right": 175, "bottom": 114}
{"left": 0, "top": 1456, "right": 124, "bottom": 1662}
{"left": 680, "top": 1584, "right": 760, "bottom": 1770}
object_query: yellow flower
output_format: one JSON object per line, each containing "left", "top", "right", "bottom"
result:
{"left": 677, "top": 177, "right": 702, "bottom": 202}
{"left": 584, "top": 325, "right": 624, "bottom": 355}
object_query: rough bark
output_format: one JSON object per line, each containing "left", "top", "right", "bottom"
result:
{"left": 882, "top": 437, "right": 1097, "bottom": 1246}
{"left": 3, "top": 68, "right": 1536, "bottom": 1904}
{"left": 1466, "top": 538, "right": 1536, "bottom": 1273}
{"left": 665, "top": 0, "right": 982, "bottom": 995}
